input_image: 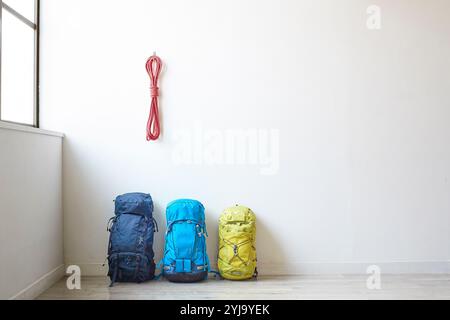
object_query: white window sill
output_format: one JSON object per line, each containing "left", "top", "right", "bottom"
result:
{"left": 0, "top": 121, "right": 64, "bottom": 138}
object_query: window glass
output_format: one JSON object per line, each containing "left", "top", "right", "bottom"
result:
{"left": 1, "top": 8, "right": 35, "bottom": 125}
{"left": 3, "top": 0, "right": 35, "bottom": 23}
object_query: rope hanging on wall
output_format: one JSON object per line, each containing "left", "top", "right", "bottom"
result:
{"left": 145, "top": 53, "right": 163, "bottom": 141}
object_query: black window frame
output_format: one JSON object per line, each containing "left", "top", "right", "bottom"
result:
{"left": 0, "top": 0, "right": 40, "bottom": 128}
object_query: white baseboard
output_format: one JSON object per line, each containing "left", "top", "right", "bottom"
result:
{"left": 257, "top": 261, "right": 450, "bottom": 275}
{"left": 72, "top": 261, "right": 450, "bottom": 277}
{"left": 10, "top": 265, "right": 65, "bottom": 300}
{"left": 67, "top": 263, "right": 108, "bottom": 276}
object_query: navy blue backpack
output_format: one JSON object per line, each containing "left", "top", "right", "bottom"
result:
{"left": 107, "top": 193, "right": 158, "bottom": 286}
{"left": 161, "top": 199, "right": 211, "bottom": 283}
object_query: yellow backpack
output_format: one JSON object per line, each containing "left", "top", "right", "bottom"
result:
{"left": 218, "top": 205, "right": 257, "bottom": 280}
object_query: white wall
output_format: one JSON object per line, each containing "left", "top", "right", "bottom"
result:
{"left": 41, "top": 0, "right": 450, "bottom": 275}
{"left": 0, "top": 124, "right": 64, "bottom": 299}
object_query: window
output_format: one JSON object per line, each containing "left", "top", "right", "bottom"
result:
{"left": 0, "top": 0, "right": 39, "bottom": 127}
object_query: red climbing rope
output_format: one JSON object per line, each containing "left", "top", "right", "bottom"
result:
{"left": 145, "top": 54, "right": 163, "bottom": 141}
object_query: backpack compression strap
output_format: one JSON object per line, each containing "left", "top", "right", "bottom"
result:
{"left": 109, "top": 259, "right": 119, "bottom": 287}
{"left": 218, "top": 237, "right": 258, "bottom": 279}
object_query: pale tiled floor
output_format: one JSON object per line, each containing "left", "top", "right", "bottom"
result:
{"left": 37, "top": 275, "right": 450, "bottom": 300}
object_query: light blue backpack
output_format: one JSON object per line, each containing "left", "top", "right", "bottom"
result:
{"left": 161, "top": 199, "right": 210, "bottom": 282}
